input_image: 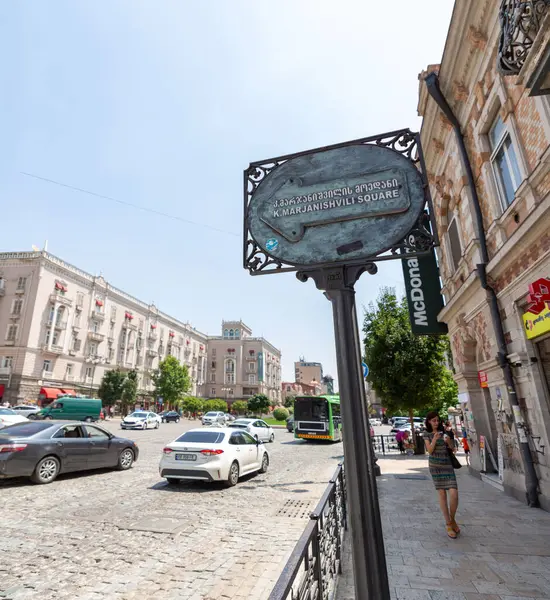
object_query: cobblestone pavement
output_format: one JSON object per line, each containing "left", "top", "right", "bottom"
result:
{"left": 0, "top": 419, "right": 343, "bottom": 600}
{"left": 336, "top": 454, "right": 550, "bottom": 600}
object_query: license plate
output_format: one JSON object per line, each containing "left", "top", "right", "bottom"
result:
{"left": 175, "top": 453, "right": 196, "bottom": 461}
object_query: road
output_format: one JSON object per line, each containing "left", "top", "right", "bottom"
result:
{"left": 0, "top": 419, "right": 343, "bottom": 600}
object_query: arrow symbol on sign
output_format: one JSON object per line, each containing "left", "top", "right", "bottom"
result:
{"left": 362, "top": 362, "right": 369, "bottom": 379}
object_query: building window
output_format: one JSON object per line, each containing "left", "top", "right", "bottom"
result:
{"left": 235, "top": 328, "right": 240, "bottom": 339}
{"left": 74, "top": 312, "right": 81, "bottom": 328}
{"left": 225, "top": 359, "right": 235, "bottom": 373}
{"left": 225, "top": 373, "right": 235, "bottom": 384}
{"left": 211, "top": 361, "right": 216, "bottom": 369}
{"left": 446, "top": 217, "right": 462, "bottom": 273}
{"left": 249, "top": 374, "right": 256, "bottom": 384}
{"left": 17, "top": 277, "right": 26, "bottom": 291}
{"left": 72, "top": 337, "right": 82, "bottom": 352}
{"left": 89, "top": 342, "right": 98, "bottom": 357}
{"left": 212, "top": 348, "right": 216, "bottom": 357}
{"left": 229, "top": 329, "right": 234, "bottom": 338}
{"left": 66, "top": 363, "right": 73, "bottom": 376}
{"left": 210, "top": 373, "right": 216, "bottom": 383}
{"left": 76, "top": 292, "right": 84, "bottom": 308}
{"left": 223, "top": 329, "right": 229, "bottom": 339}
{"left": 43, "top": 359, "right": 52, "bottom": 373}
{"left": 211, "top": 387, "right": 216, "bottom": 396}
{"left": 6, "top": 324, "right": 18, "bottom": 342}
{"left": 248, "top": 362, "right": 256, "bottom": 372}
{"left": 110, "top": 306, "right": 117, "bottom": 321}
{"left": 1, "top": 356, "right": 13, "bottom": 368}
{"left": 85, "top": 367, "right": 93, "bottom": 379}
{"left": 11, "top": 299, "right": 23, "bottom": 315}
{"left": 489, "top": 115, "right": 522, "bottom": 208}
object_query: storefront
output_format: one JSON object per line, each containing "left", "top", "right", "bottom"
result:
{"left": 38, "top": 387, "right": 77, "bottom": 407}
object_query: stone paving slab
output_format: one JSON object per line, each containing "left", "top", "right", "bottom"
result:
{"left": 335, "top": 455, "right": 550, "bottom": 600}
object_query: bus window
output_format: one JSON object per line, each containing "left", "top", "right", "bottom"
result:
{"left": 295, "top": 398, "right": 328, "bottom": 421}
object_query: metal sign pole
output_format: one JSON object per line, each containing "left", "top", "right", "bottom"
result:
{"left": 298, "top": 265, "right": 390, "bottom": 600}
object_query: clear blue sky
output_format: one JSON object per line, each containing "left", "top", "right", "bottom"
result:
{"left": 1, "top": 1, "right": 454, "bottom": 386}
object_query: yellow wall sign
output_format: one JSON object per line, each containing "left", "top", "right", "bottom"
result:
{"left": 523, "top": 306, "right": 550, "bottom": 339}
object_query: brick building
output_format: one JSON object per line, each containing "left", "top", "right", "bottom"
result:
{"left": 418, "top": 1, "right": 550, "bottom": 507}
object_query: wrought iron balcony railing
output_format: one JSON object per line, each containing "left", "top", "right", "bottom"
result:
{"left": 498, "top": 0, "right": 550, "bottom": 75}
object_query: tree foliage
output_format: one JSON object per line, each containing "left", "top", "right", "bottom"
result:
{"left": 152, "top": 356, "right": 191, "bottom": 407}
{"left": 231, "top": 400, "right": 249, "bottom": 415}
{"left": 284, "top": 395, "right": 295, "bottom": 409}
{"left": 98, "top": 369, "right": 126, "bottom": 408}
{"left": 121, "top": 370, "right": 138, "bottom": 414}
{"left": 247, "top": 394, "right": 270, "bottom": 415}
{"left": 202, "top": 399, "right": 228, "bottom": 413}
{"left": 363, "top": 288, "right": 456, "bottom": 423}
{"left": 181, "top": 396, "right": 203, "bottom": 414}
{"left": 273, "top": 407, "right": 289, "bottom": 421}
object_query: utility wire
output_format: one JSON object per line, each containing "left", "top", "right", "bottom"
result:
{"left": 20, "top": 171, "right": 240, "bottom": 237}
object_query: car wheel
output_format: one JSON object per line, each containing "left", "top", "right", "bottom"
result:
{"left": 269, "top": 433, "right": 275, "bottom": 443}
{"left": 166, "top": 477, "right": 180, "bottom": 485}
{"left": 142, "top": 422, "right": 148, "bottom": 430}
{"left": 259, "top": 453, "right": 269, "bottom": 473}
{"left": 28, "top": 414, "right": 36, "bottom": 420}
{"left": 31, "top": 456, "right": 60, "bottom": 484}
{"left": 176, "top": 418, "right": 180, "bottom": 423}
{"left": 84, "top": 416, "right": 93, "bottom": 423}
{"left": 45, "top": 416, "right": 53, "bottom": 420}
{"left": 117, "top": 448, "right": 134, "bottom": 470}
{"left": 155, "top": 421, "right": 160, "bottom": 429}
{"left": 227, "top": 461, "right": 239, "bottom": 487}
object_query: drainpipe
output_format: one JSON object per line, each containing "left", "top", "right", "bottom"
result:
{"left": 424, "top": 72, "right": 540, "bottom": 508}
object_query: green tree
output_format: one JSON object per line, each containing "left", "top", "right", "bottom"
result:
{"left": 231, "top": 400, "right": 248, "bottom": 415}
{"left": 248, "top": 394, "right": 270, "bottom": 416}
{"left": 363, "top": 288, "right": 452, "bottom": 444}
{"left": 203, "top": 399, "right": 228, "bottom": 413}
{"left": 181, "top": 396, "right": 204, "bottom": 415}
{"left": 284, "top": 395, "right": 295, "bottom": 409}
{"left": 120, "top": 370, "right": 138, "bottom": 416}
{"left": 273, "top": 407, "right": 289, "bottom": 421}
{"left": 98, "top": 369, "right": 126, "bottom": 410}
{"left": 153, "top": 356, "right": 191, "bottom": 408}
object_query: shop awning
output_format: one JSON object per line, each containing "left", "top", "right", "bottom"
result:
{"left": 39, "top": 387, "right": 62, "bottom": 400}
{"left": 60, "top": 389, "right": 76, "bottom": 396}
{"left": 0, "top": 384, "right": 4, "bottom": 398}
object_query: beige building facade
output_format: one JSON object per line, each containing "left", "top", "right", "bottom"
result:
{"left": 418, "top": 1, "right": 550, "bottom": 507}
{"left": 205, "top": 320, "right": 282, "bottom": 405}
{"left": 294, "top": 359, "right": 323, "bottom": 388}
{"left": 0, "top": 251, "right": 207, "bottom": 405}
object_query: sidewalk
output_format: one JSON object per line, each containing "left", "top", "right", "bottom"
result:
{"left": 335, "top": 454, "right": 550, "bottom": 600}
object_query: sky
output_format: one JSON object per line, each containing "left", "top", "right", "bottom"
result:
{"left": 0, "top": 0, "right": 454, "bottom": 386}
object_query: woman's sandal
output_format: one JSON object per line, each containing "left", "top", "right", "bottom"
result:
{"left": 451, "top": 519, "right": 461, "bottom": 534}
{"left": 446, "top": 523, "right": 457, "bottom": 539}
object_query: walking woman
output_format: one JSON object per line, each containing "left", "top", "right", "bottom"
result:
{"left": 424, "top": 411, "right": 460, "bottom": 538}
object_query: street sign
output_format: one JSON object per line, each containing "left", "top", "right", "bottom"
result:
{"left": 362, "top": 362, "right": 369, "bottom": 379}
{"left": 246, "top": 142, "right": 427, "bottom": 269}
{"left": 158, "top": 397, "right": 164, "bottom": 405}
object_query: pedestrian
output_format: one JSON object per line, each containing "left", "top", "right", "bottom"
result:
{"left": 461, "top": 435, "right": 470, "bottom": 465}
{"left": 424, "top": 411, "right": 460, "bottom": 539}
{"left": 395, "top": 429, "right": 405, "bottom": 453}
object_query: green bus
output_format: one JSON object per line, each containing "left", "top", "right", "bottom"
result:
{"left": 294, "top": 395, "right": 342, "bottom": 442}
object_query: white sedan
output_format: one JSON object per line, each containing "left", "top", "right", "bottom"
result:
{"left": 121, "top": 411, "right": 160, "bottom": 430}
{"left": 159, "top": 427, "right": 269, "bottom": 486}
{"left": 230, "top": 418, "right": 275, "bottom": 443}
{"left": 0, "top": 408, "right": 29, "bottom": 429}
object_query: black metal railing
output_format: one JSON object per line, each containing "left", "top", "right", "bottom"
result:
{"left": 498, "top": 0, "right": 549, "bottom": 75}
{"left": 372, "top": 434, "right": 400, "bottom": 455}
{"left": 269, "top": 464, "right": 347, "bottom": 600}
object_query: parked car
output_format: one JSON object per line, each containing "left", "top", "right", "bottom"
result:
{"left": 286, "top": 415, "right": 294, "bottom": 433}
{"left": 35, "top": 398, "right": 101, "bottom": 422}
{"left": 224, "top": 413, "right": 236, "bottom": 422}
{"left": 0, "top": 408, "right": 29, "bottom": 429}
{"left": 0, "top": 420, "right": 138, "bottom": 484}
{"left": 202, "top": 411, "right": 226, "bottom": 426}
{"left": 159, "top": 427, "right": 269, "bottom": 486}
{"left": 161, "top": 411, "right": 181, "bottom": 423}
{"left": 121, "top": 411, "right": 160, "bottom": 430}
{"left": 370, "top": 418, "right": 382, "bottom": 426}
{"left": 11, "top": 405, "right": 41, "bottom": 419}
{"left": 229, "top": 418, "right": 275, "bottom": 443}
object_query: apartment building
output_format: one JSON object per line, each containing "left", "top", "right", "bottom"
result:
{"left": 205, "top": 320, "right": 282, "bottom": 405}
{"left": 282, "top": 381, "right": 321, "bottom": 397}
{"left": 0, "top": 251, "right": 207, "bottom": 405}
{"left": 294, "top": 359, "right": 323, "bottom": 388}
{"left": 417, "top": 1, "right": 550, "bottom": 507}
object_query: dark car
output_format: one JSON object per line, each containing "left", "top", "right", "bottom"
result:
{"left": 161, "top": 411, "right": 181, "bottom": 423}
{"left": 0, "top": 420, "right": 139, "bottom": 484}
{"left": 286, "top": 415, "right": 294, "bottom": 433}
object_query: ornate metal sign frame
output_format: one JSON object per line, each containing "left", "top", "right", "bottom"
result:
{"left": 243, "top": 128, "right": 439, "bottom": 276}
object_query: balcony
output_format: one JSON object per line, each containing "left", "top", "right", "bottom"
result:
{"left": 66, "top": 374, "right": 75, "bottom": 382}
{"left": 498, "top": 0, "right": 550, "bottom": 77}
{"left": 47, "top": 319, "right": 68, "bottom": 330}
{"left": 87, "top": 331, "right": 105, "bottom": 343}
{"left": 146, "top": 348, "right": 158, "bottom": 357}
{"left": 148, "top": 331, "right": 158, "bottom": 341}
{"left": 42, "top": 370, "right": 55, "bottom": 379}
{"left": 90, "top": 310, "right": 105, "bottom": 322}
{"left": 0, "top": 366, "right": 11, "bottom": 378}
{"left": 49, "top": 293, "right": 72, "bottom": 307}
{"left": 42, "top": 344, "right": 63, "bottom": 355}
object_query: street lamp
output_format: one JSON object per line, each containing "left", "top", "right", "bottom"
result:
{"left": 221, "top": 386, "right": 231, "bottom": 404}
{"left": 88, "top": 356, "right": 104, "bottom": 397}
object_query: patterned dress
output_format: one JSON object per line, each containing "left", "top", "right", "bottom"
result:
{"left": 424, "top": 432, "right": 457, "bottom": 490}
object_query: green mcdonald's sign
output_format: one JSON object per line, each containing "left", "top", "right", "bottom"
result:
{"left": 401, "top": 248, "right": 448, "bottom": 335}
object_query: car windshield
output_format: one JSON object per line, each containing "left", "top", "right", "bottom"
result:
{"left": 233, "top": 420, "right": 251, "bottom": 425}
{"left": 0, "top": 408, "right": 15, "bottom": 415}
{"left": 204, "top": 412, "right": 218, "bottom": 417}
{"left": 130, "top": 412, "right": 148, "bottom": 418}
{"left": 0, "top": 422, "right": 52, "bottom": 436}
{"left": 175, "top": 431, "right": 225, "bottom": 443}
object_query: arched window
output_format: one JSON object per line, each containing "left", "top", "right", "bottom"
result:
{"left": 225, "top": 359, "right": 235, "bottom": 373}
{"left": 229, "top": 329, "right": 234, "bottom": 338}
{"left": 235, "top": 328, "right": 240, "bottom": 339}
{"left": 224, "top": 328, "right": 229, "bottom": 338}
